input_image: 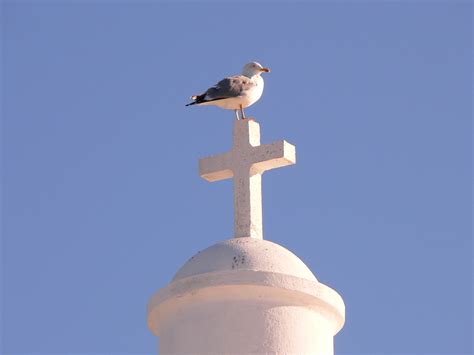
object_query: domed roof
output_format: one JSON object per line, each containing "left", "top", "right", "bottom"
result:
{"left": 173, "top": 238, "right": 317, "bottom": 282}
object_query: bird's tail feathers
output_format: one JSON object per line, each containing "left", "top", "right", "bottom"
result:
{"left": 185, "top": 93, "right": 206, "bottom": 107}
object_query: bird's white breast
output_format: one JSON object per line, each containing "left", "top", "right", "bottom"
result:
{"left": 242, "top": 75, "right": 264, "bottom": 108}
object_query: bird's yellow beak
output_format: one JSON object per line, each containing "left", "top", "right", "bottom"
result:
{"left": 260, "top": 67, "right": 270, "bottom": 73}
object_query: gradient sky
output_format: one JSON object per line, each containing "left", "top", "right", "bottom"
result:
{"left": 2, "top": 1, "right": 472, "bottom": 354}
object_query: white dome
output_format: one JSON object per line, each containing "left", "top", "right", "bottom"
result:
{"left": 173, "top": 237, "right": 317, "bottom": 282}
{"left": 149, "top": 237, "right": 346, "bottom": 350}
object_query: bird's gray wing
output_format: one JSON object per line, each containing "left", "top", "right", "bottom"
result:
{"left": 205, "top": 75, "right": 255, "bottom": 101}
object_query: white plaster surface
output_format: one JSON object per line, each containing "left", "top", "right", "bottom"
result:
{"left": 148, "top": 238, "right": 345, "bottom": 354}
{"left": 173, "top": 237, "right": 317, "bottom": 282}
{"left": 200, "top": 119, "right": 295, "bottom": 239}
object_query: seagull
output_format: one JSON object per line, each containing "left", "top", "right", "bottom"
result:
{"left": 186, "top": 62, "right": 270, "bottom": 120}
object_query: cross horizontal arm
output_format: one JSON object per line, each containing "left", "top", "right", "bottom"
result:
{"left": 199, "top": 152, "right": 233, "bottom": 182}
{"left": 250, "top": 140, "right": 296, "bottom": 175}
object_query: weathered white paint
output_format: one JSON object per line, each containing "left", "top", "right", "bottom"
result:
{"left": 199, "top": 119, "right": 295, "bottom": 239}
{"left": 172, "top": 238, "right": 317, "bottom": 282}
{"left": 148, "top": 238, "right": 345, "bottom": 354}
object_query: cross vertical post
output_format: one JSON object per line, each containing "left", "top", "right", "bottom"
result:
{"left": 199, "top": 119, "right": 296, "bottom": 239}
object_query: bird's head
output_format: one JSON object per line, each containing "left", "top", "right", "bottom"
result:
{"left": 242, "top": 62, "right": 270, "bottom": 78}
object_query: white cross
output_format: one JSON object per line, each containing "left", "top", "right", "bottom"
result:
{"left": 199, "top": 119, "right": 296, "bottom": 239}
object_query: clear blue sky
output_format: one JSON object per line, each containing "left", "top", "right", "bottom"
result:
{"left": 2, "top": 1, "right": 472, "bottom": 354}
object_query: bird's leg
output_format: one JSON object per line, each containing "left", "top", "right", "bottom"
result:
{"left": 240, "top": 105, "right": 246, "bottom": 119}
{"left": 234, "top": 109, "right": 240, "bottom": 120}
